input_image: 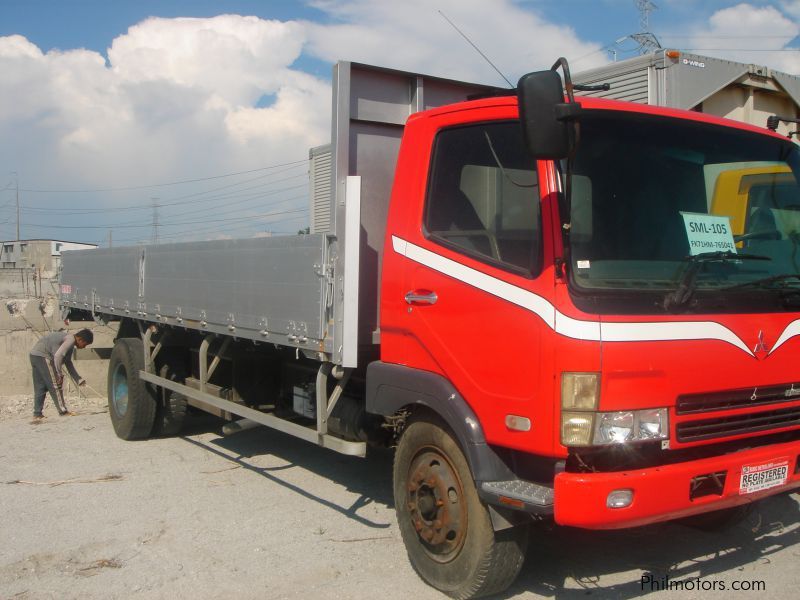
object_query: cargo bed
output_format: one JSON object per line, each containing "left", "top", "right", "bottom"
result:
{"left": 61, "top": 234, "right": 330, "bottom": 350}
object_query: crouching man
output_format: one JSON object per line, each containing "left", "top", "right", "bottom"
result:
{"left": 29, "top": 329, "right": 93, "bottom": 420}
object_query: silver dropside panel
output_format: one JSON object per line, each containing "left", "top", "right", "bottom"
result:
{"left": 61, "top": 235, "right": 328, "bottom": 349}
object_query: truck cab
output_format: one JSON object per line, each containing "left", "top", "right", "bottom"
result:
{"left": 375, "top": 77, "right": 800, "bottom": 590}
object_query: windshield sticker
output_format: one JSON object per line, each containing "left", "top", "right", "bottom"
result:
{"left": 680, "top": 212, "right": 736, "bottom": 255}
{"left": 577, "top": 260, "right": 591, "bottom": 269}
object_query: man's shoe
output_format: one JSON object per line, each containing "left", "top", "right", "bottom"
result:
{"left": 59, "top": 411, "right": 76, "bottom": 417}
{"left": 30, "top": 415, "right": 45, "bottom": 424}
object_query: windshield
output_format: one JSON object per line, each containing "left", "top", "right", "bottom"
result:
{"left": 568, "top": 111, "right": 800, "bottom": 312}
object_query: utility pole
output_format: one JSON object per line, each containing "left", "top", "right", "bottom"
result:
{"left": 631, "top": 0, "right": 662, "bottom": 55}
{"left": 13, "top": 171, "right": 19, "bottom": 241}
{"left": 151, "top": 197, "right": 160, "bottom": 244}
{"left": 636, "top": 0, "right": 655, "bottom": 32}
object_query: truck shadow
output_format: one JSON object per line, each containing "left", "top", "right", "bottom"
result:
{"left": 177, "top": 415, "right": 800, "bottom": 597}
{"left": 509, "top": 492, "right": 800, "bottom": 599}
{"left": 178, "top": 416, "right": 395, "bottom": 530}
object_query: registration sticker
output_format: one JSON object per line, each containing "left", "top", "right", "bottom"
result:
{"left": 739, "top": 458, "right": 790, "bottom": 495}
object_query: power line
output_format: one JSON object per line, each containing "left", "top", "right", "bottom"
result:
{"left": 61, "top": 185, "right": 308, "bottom": 229}
{"left": 109, "top": 212, "right": 309, "bottom": 245}
{"left": 20, "top": 164, "right": 307, "bottom": 212}
{"left": 19, "top": 158, "right": 307, "bottom": 193}
{"left": 22, "top": 207, "right": 308, "bottom": 230}
{"left": 140, "top": 186, "right": 307, "bottom": 223}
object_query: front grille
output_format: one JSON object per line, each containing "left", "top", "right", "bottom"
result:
{"left": 677, "top": 382, "right": 800, "bottom": 415}
{"left": 677, "top": 406, "right": 800, "bottom": 443}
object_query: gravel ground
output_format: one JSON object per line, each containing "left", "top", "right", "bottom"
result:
{"left": 1, "top": 401, "right": 799, "bottom": 600}
{"left": 0, "top": 391, "right": 107, "bottom": 421}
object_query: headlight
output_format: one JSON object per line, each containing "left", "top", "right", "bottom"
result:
{"left": 561, "top": 408, "right": 669, "bottom": 447}
{"left": 560, "top": 371, "right": 669, "bottom": 447}
{"left": 594, "top": 411, "right": 634, "bottom": 444}
{"left": 593, "top": 408, "right": 669, "bottom": 446}
{"left": 637, "top": 408, "right": 669, "bottom": 440}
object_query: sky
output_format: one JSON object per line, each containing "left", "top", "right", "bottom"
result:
{"left": 0, "top": 0, "right": 799, "bottom": 246}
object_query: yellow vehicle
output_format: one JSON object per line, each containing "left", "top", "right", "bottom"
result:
{"left": 710, "top": 165, "right": 800, "bottom": 244}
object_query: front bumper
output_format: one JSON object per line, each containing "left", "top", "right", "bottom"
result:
{"left": 554, "top": 439, "right": 800, "bottom": 529}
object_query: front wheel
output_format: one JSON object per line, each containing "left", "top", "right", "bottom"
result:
{"left": 393, "top": 418, "right": 528, "bottom": 599}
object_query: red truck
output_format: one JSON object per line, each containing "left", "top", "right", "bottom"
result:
{"left": 60, "top": 59, "right": 800, "bottom": 598}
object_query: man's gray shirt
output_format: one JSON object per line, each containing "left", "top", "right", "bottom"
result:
{"left": 30, "top": 331, "right": 81, "bottom": 382}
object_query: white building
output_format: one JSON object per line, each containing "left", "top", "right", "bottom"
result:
{"left": 0, "top": 239, "right": 97, "bottom": 276}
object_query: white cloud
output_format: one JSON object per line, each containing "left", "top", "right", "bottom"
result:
{"left": 0, "top": 34, "right": 42, "bottom": 59}
{"left": 303, "top": 0, "right": 607, "bottom": 85}
{"left": 0, "top": 3, "right": 611, "bottom": 243}
{"left": 686, "top": 3, "right": 799, "bottom": 74}
{"left": 0, "top": 15, "right": 332, "bottom": 242}
{"left": 108, "top": 15, "right": 308, "bottom": 105}
{"left": 780, "top": 0, "right": 800, "bottom": 19}
{"left": 226, "top": 70, "right": 330, "bottom": 147}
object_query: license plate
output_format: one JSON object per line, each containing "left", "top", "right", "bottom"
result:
{"left": 739, "top": 458, "right": 790, "bottom": 495}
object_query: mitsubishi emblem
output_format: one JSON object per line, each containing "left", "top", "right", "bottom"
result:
{"left": 753, "top": 330, "right": 769, "bottom": 356}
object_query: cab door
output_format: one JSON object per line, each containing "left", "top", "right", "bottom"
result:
{"left": 396, "top": 117, "right": 556, "bottom": 449}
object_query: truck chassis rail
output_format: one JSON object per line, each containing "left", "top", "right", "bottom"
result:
{"left": 138, "top": 370, "right": 366, "bottom": 456}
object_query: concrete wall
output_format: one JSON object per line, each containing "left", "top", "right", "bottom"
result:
{"left": 1, "top": 296, "right": 112, "bottom": 396}
{"left": 703, "top": 86, "right": 799, "bottom": 134}
{"left": 0, "top": 271, "right": 57, "bottom": 297}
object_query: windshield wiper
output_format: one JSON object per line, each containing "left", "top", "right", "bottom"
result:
{"left": 663, "top": 251, "right": 770, "bottom": 313}
{"left": 724, "top": 273, "right": 800, "bottom": 292}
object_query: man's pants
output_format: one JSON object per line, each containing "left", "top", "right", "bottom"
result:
{"left": 30, "top": 355, "right": 67, "bottom": 416}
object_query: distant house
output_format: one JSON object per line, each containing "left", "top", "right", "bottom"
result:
{"left": 0, "top": 239, "right": 97, "bottom": 276}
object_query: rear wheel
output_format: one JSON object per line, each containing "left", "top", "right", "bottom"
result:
{"left": 108, "top": 338, "right": 157, "bottom": 440}
{"left": 393, "top": 418, "right": 528, "bottom": 599}
{"left": 150, "top": 362, "right": 188, "bottom": 437}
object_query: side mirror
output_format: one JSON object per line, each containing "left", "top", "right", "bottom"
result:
{"left": 517, "top": 70, "right": 578, "bottom": 160}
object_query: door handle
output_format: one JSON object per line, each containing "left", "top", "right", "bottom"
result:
{"left": 405, "top": 290, "right": 438, "bottom": 305}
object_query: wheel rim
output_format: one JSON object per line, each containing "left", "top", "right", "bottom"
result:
{"left": 112, "top": 363, "right": 129, "bottom": 417}
{"left": 405, "top": 446, "right": 467, "bottom": 563}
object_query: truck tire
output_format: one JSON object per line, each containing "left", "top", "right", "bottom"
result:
{"left": 108, "top": 338, "right": 157, "bottom": 440}
{"left": 150, "top": 362, "right": 188, "bottom": 437}
{"left": 393, "top": 418, "right": 528, "bottom": 599}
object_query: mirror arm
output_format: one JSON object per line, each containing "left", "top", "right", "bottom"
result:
{"left": 550, "top": 57, "right": 575, "bottom": 103}
{"left": 554, "top": 103, "right": 583, "bottom": 121}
